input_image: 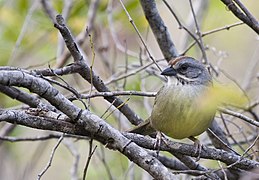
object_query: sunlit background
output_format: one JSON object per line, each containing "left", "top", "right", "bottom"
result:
{"left": 0, "top": 0, "right": 258, "bottom": 179}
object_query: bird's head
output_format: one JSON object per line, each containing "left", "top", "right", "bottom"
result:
{"left": 161, "top": 56, "right": 212, "bottom": 85}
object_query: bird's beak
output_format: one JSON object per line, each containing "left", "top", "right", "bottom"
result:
{"left": 161, "top": 67, "right": 177, "bottom": 76}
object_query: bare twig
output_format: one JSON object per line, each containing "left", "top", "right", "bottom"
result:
{"left": 220, "top": 108, "right": 259, "bottom": 127}
{"left": 37, "top": 135, "right": 64, "bottom": 180}
{"left": 41, "top": 0, "right": 57, "bottom": 23}
{"left": 69, "top": 91, "right": 156, "bottom": 101}
{"left": 83, "top": 139, "right": 97, "bottom": 180}
{"left": 189, "top": 0, "right": 208, "bottom": 64}
{"left": 118, "top": 0, "right": 163, "bottom": 72}
{"left": 220, "top": 0, "right": 259, "bottom": 34}
{"left": 54, "top": 14, "right": 143, "bottom": 125}
{"left": 107, "top": 0, "right": 144, "bottom": 59}
{"left": 0, "top": 134, "right": 89, "bottom": 142}
{"left": 140, "top": 0, "right": 179, "bottom": 61}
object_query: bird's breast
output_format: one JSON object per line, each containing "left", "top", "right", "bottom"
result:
{"left": 150, "top": 84, "right": 215, "bottom": 139}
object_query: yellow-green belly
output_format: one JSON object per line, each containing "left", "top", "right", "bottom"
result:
{"left": 150, "top": 84, "right": 215, "bottom": 139}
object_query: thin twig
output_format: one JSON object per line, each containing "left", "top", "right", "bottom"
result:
{"left": 220, "top": 108, "right": 259, "bottom": 127}
{"left": 189, "top": 0, "right": 208, "bottom": 64}
{"left": 69, "top": 91, "right": 156, "bottom": 101}
{"left": 37, "top": 134, "right": 64, "bottom": 180}
{"left": 118, "top": 0, "right": 163, "bottom": 72}
{"left": 83, "top": 139, "right": 98, "bottom": 180}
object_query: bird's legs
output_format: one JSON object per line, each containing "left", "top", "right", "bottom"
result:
{"left": 189, "top": 136, "right": 202, "bottom": 161}
{"left": 154, "top": 131, "right": 162, "bottom": 156}
{"left": 154, "top": 131, "right": 170, "bottom": 156}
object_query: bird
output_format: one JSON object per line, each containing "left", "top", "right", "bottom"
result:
{"left": 129, "top": 56, "right": 216, "bottom": 158}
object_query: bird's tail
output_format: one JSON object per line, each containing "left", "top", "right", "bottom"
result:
{"left": 127, "top": 117, "right": 156, "bottom": 136}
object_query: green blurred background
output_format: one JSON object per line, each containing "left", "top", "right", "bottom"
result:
{"left": 0, "top": 0, "right": 258, "bottom": 179}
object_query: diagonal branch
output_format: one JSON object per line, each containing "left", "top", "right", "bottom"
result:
{"left": 54, "top": 14, "right": 142, "bottom": 125}
{"left": 220, "top": 0, "right": 259, "bottom": 34}
{"left": 139, "top": 0, "right": 179, "bottom": 61}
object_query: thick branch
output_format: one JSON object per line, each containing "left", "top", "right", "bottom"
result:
{"left": 124, "top": 133, "right": 259, "bottom": 171}
{"left": 0, "top": 71, "right": 175, "bottom": 179}
{"left": 54, "top": 15, "right": 142, "bottom": 125}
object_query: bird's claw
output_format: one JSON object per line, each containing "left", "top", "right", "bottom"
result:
{"left": 189, "top": 136, "right": 203, "bottom": 161}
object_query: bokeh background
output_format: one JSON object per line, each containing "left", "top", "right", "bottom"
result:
{"left": 0, "top": 0, "right": 258, "bottom": 179}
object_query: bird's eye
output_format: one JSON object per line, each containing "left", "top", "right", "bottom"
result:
{"left": 179, "top": 64, "right": 188, "bottom": 72}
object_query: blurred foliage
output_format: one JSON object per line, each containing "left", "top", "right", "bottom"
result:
{"left": 0, "top": 0, "right": 258, "bottom": 179}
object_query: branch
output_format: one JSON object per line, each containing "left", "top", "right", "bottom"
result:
{"left": 54, "top": 14, "right": 143, "bottom": 125}
{"left": 139, "top": 0, "right": 179, "bottom": 61}
{"left": 69, "top": 91, "right": 156, "bottom": 101}
{"left": 0, "top": 84, "right": 39, "bottom": 108}
{"left": 220, "top": 108, "right": 259, "bottom": 127}
{"left": 220, "top": 0, "right": 259, "bottom": 34}
{"left": 0, "top": 72, "right": 176, "bottom": 179}
{"left": 124, "top": 133, "right": 259, "bottom": 171}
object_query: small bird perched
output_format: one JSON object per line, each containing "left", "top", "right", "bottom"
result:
{"left": 129, "top": 56, "right": 216, "bottom": 156}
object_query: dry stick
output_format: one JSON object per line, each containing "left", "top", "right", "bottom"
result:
{"left": 0, "top": 123, "right": 16, "bottom": 145}
{"left": 0, "top": 134, "right": 61, "bottom": 142}
{"left": 219, "top": 0, "right": 259, "bottom": 34}
{"left": 83, "top": 139, "right": 98, "bottom": 180}
{"left": 88, "top": 33, "right": 96, "bottom": 108}
{"left": 140, "top": 0, "right": 179, "bottom": 60}
{"left": 172, "top": 153, "right": 220, "bottom": 179}
{"left": 37, "top": 135, "right": 64, "bottom": 180}
{"left": 220, "top": 108, "right": 259, "bottom": 127}
{"left": 122, "top": 40, "right": 129, "bottom": 89}
{"left": 41, "top": 75, "right": 87, "bottom": 109}
{"left": 118, "top": 0, "right": 163, "bottom": 72}
{"left": 0, "top": 134, "right": 89, "bottom": 142}
{"left": 162, "top": 0, "right": 205, "bottom": 59}
{"left": 41, "top": 0, "right": 57, "bottom": 23}
{"left": 54, "top": 14, "right": 143, "bottom": 125}
{"left": 203, "top": 22, "right": 244, "bottom": 36}
{"left": 218, "top": 160, "right": 229, "bottom": 179}
{"left": 69, "top": 91, "right": 156, "bottom": 101}
{"left": 56, "top": 0, "right": 73, "bottom": 62}
{"left": 107, "top": 0, "right": 143, "bottom": 59}
{"left": 123, "top": 133, "right": 259, "bottom": 170}
{"left": 105, "top": 59, "right": 165, "bottom": 86}
{"left": 1, "top": 108, "right": 258, "bottom": 172}
{"left": 220, "top": 113, "right": 246, "bottom": 152}
{"left": 100, "top": 99, "right": 116, "bottom": 119}
{"left": 103, "top": 97, "right": 131, "bottom": 120}
{"left": 233, "top": 0, "right": 258, "bottom": 26}
{"left": 207, "top": 128, "right": 239, "bottom": 155}
{"left": 179, "top": 0, "right": 209, "bottom": 50}
{"left": 189, "top": 0, "right": 208, "bottom": 64}
{"left": 181, "top": 22, "right": 244, "bottom": 55}
{"left": 43, "top": 0, "right": 100, "bottom": 68}
{"left": 224, "top": 135, "right": 259, "bottom": 170}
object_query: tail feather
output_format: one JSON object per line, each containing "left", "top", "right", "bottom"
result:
{"left": 127, "top": 118, "right": 156, "bottom": 136}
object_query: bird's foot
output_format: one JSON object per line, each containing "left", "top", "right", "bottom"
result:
{"left": 154, "top": 131, "right": 169, "bottom": 157}
{"left": 189, "top": 136, "right": 203, "bottom": 161}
